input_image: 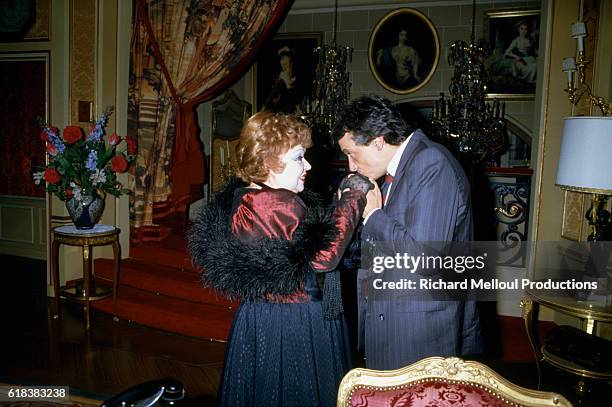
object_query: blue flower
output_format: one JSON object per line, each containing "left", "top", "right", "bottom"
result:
{"left": 86, "top": 150, "right": 98, "bottom": 171}
{"left": 87, "top": 113, "right": 108, "bottom": 142}
{"left": 46, "top": 128, "right": 66, "bottom": 153}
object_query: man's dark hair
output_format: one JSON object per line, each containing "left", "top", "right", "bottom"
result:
{"left": 333, "top": 95, "right": 414, "bottom": 146}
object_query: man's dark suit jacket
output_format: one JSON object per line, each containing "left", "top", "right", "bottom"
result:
{"left": 359, "top": 129, "right": 483, "bottom": 370}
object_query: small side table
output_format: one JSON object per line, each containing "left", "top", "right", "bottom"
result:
{"left": 521, "top": 288, "right": 612, "bottom": 396}
{"left": 50, "top": 224, "right": 121, "bottom": 328}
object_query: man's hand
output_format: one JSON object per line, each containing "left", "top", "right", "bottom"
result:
{"left": 363, "top": 180, "right": 382, "bottom": 219}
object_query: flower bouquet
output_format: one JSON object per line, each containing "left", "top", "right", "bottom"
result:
{"left": 34, "top": 107, "right": 137, "bottom": 228}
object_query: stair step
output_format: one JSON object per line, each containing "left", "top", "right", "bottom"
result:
{"left": 130, "top": 235, "right": 194, "bottom": 270}
{"left": 91, "top": 285, "right": 235, "bottom": 341}
{"left": 95, "top": 258, "right": 236, "bottom": 308}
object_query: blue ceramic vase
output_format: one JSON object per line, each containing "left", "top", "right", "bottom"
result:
{"left": 65, "top": 191, "right": 105, "bottom": 229}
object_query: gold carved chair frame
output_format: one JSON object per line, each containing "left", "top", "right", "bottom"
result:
{"left": 337, "top": 356, "right": 571, "bottom": 407}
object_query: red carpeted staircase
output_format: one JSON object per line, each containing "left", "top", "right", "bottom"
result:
{"left": 91, "top": 233, "right": 237, "bottom": 341}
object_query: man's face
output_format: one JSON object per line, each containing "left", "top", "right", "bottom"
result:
{"left": 338, "top": 132, "right": 387, "bottom": 180}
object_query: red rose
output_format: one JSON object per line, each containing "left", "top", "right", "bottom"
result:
{"left": 109, "top": 132, "right": 121, "bottom": 146}
{"left": 40, "top": 127, "right": 58, "bottom": 141}
{"left": 44, "top": 168, "right": 61, "bottom": 184}
{"left": 126, "top": 136, "right": 138, "bottom": 155}
{"left": 46, "top": 144, "right": 59, "bottom": 156}
{"left": 63, "top": 126, "right": 83, "bottom": 144}
{"left": 65, "top": 189, "right": 74, "bottom": 199}
{"left": 111, "top": 155, "right": 129, "bottom": 173}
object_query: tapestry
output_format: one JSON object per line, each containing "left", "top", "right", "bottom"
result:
{"left": 0, "top": 59, "right": 46, "bottom": 197}
{"left": 128, "top": 0, "right": 291, "bottom": 237}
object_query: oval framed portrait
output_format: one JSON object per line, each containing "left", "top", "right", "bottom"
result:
{"left": 369, "top": 8, "right": 440, "bottom": 94}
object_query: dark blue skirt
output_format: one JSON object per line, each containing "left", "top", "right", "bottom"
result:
{"left": 218, "top": 301, "right": 351, "bottom": 407}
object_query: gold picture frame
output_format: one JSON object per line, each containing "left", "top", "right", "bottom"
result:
{"left": 252, "top": 31, "right": 322, "bottom": 113}
{"left": 0, "top": 0, "right": 51, "bottom": 42}
{"left": 368, "top": 8, "right": 440, "bottom": 95}
{"left": 484, "top": 8, "right": 540, "bottom": 99}
{"left": 561, "top": 190, "right": 586, "bottom": 241}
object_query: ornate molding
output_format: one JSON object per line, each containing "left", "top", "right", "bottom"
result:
{"left": 69, "top": 0, "right": 96, "bottom": 125}
{"left": 337, "top": 356, "right": 571, "bottom": 406}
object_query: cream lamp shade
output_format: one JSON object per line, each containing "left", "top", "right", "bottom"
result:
{"left": 555, "top": 116, "right": 612, "bottom": 194}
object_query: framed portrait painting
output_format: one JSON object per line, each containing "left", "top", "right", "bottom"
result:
{"left": 484, "top": 8, "right": 540, "bottom": 99}
{"left": 253, "top": 32, "right": 322, "bottom": 113}
{"left": 368, "top": 8, "right": 440, "bottom": 94}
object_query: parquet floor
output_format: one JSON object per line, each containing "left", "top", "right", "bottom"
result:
{"left": 2, "top": 254, "right": 611, "bottom": 406}
{"left": 0, "top": 254, "right": 224, "bottom": 405}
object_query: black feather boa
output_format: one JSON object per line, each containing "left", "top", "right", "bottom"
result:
{"left": 187, "top": 178, "right": 340, "bottom": 306}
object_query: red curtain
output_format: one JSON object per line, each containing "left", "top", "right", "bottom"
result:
{"left": 0, "top": 60, "right": 46, "bottom": 198}
{"left": 128, "top": 0, "right": 292, "bottom": 239}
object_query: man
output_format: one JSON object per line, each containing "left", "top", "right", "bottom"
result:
{"left": 334, "top": 95, "right": 482, "bottom": 370}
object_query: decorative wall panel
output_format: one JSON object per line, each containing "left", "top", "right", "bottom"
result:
{"left": 561, "top": 190, "right": 585, "bottom": 241}
{"left": 70, "top": 0, "right": 96, "bottom": 125}
{"left": 1, "top": 206, "right": 34, "bottom": 243}
{"left": 0, "top": 196, "right": 46, "bottom": 260}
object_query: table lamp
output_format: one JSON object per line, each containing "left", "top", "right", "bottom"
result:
{"left": 556, "top": 116, "right": 612, "bottom": 241}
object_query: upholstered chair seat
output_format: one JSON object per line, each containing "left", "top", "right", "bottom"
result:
{"left": 337, "top": 357, "right": 571, "bottom": 407}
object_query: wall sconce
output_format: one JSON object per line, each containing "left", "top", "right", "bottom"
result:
{"left": 562, "top": 21, "right": 611, "bottom": 116}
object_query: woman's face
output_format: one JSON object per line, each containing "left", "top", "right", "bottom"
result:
{"left": 280, "top": 55, "right": 294, "bottom": 74}
{"left": 266, "top": 144, "right": 311, "bottom": 193}
{"left": 518, "top": 24, "right": 528, "bottom": 37}
{"left": 398, "top": 30, "right": 408, "bottom": 44}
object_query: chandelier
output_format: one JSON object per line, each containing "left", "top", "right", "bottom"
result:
{"left": 430, "top": 0, "right": 507, "bottom": 164}
{"left": 302, "top": 0, "right": 352, "bottom": 146}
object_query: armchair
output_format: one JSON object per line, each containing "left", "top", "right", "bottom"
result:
{"left": 337, "top": 357, "right": 571, "bottom": 407}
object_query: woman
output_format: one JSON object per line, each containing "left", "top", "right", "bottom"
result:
{"left": 265, "top": 46, "right": 304, "bottom": 113}
{"left": 189, "top": 111, "right": 371, "bottom": 406}
{"left": 376, "top": 29, "right": 421, "bottom": 88}
{"left": 504, "top": 21, "right": 537, "bottom": 83}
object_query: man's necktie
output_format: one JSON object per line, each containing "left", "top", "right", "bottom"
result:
{"left": 381, "top": 173, "right": 394, "bottom": 206}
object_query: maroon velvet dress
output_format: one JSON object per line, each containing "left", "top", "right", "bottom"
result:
{"left": 218, "top": 185, "right": 365, "bottom": 407}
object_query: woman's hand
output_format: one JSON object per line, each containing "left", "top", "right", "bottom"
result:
{"left": 338, "top": 173, "right": 375, "bottom": 197}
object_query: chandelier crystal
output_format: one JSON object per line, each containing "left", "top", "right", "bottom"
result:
{"left": 302, "top": 0, "right": 352, "bottom": 146}
{"left": 430, "top": 0, "right": 508, "bottom": 164}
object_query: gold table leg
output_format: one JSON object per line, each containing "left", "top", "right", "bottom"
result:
{"left": 50, "top": 238, "right": 60, "bottom": 319}
{"left": 582, "top": 317, "right": 596, "bottom": 335}
{"left": 82, "top": 243, "right": 92, "bottom": 329}
{"left": 111, "top": 239, "right": 121, "bottom": 317}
